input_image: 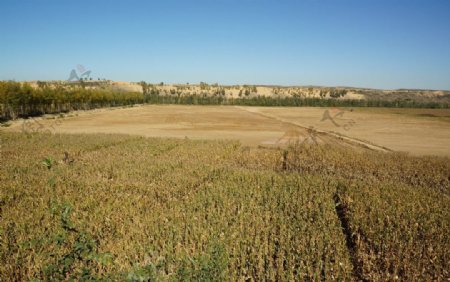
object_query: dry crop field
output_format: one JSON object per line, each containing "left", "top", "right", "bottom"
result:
{"left": 0, "top": 105, "right": 449, "bottom": 281}
{"left": 0, "top": 130, "right": 449, "bottom": 281}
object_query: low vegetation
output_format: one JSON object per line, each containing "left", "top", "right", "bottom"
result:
{"left": 1, "top": 132, "right": 448, "bottom": 280}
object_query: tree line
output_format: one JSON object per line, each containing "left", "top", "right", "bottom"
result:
{"left": 144, "top": 94, "right": 449, "bottom": 108}
{"left": 1, "top": 81, "right": 448, "bottom": 121}
{"left": 0, "top": 81, "right": 143, "bottom": 121}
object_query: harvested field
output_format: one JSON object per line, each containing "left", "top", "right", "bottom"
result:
{"left": 3, "top": 105, "right": 449, "bottom": 156}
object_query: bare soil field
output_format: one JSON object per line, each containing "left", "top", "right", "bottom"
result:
{"left": 251, "top": 107, "right": 450, "bottom": 156}
{"left": 3, "top": 105, "right": 449, "bottom": 156}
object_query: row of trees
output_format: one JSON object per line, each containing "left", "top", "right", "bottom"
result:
{"left": 0, "top": 81, "right": 144, "bottom": 120}
{"left": 1, "top": 81, "right": 448, "bottom": 121}
{"left": 145, "top": 94, "right": 449, "bottom": 108}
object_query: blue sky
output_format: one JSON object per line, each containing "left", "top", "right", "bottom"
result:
{"left": 1, "top": 0, "right": 449, "bottom": 89}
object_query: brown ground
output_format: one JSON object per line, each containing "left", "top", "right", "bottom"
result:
{"left": 3, "top": 105, "right": 449, "bottom": 156}
{"left": 250, "top": 107, "right": 450, "bottom": 156}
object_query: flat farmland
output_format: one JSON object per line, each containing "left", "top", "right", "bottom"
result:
{"left": 1, "top": 106, "right": 449, "bottom": 280}
{"left": 251, "top": 107, "right": 450, "bottom": 156}
{"left": 4, "top": 105, "right": 449, "bottom": 156}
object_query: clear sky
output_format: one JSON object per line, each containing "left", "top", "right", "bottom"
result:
{"left": 1, "top": 0, "right": 449, "bottom": 89}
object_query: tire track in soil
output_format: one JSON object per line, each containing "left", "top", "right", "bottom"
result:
{"left": 333, "top": 185, "right": 367, "bottom": 282}
{"left": 236, "top": 106, "right": 392, "bottom": 153}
